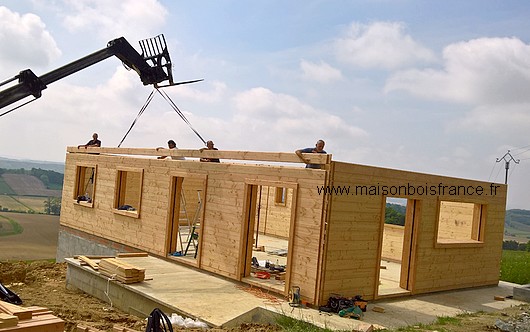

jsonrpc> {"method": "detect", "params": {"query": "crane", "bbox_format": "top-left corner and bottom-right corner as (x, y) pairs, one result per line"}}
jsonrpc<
(0, 34), (175, 112)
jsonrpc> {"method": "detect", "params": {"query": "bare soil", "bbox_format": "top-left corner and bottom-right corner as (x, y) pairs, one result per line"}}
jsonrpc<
(0, 261), (280, 332)
(0, 212), (59, 260)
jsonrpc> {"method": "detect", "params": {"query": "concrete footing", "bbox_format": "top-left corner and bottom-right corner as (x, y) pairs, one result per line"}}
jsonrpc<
(514, 284), (530, 302)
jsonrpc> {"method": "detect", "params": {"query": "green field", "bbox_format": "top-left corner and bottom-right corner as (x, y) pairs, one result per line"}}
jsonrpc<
(504, 222), (530, 243)
(500, 250), (530, 285)
(0, 177), (16, 195)
(0, 214), (23, 236)
(0, 195), (47, 213)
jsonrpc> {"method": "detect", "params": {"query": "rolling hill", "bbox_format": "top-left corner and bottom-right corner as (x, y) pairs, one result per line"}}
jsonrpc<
(0, 156), (64, 173)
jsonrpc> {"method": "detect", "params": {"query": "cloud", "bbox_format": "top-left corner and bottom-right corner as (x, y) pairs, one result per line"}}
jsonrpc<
(300, 59), (342, 83)
(334, 21), (436, 70)
(231, 87), (367, 151)
(58, 0), (168, 41)
(452, 103), (530, 136)
(0, 6), (61, 73)
(385, 37), (530, 104)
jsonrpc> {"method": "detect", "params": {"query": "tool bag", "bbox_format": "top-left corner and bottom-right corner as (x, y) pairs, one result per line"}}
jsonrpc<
(145, 308), (173, 332)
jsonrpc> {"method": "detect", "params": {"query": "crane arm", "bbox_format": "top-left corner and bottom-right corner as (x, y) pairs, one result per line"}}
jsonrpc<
(0, 35), (173, 110)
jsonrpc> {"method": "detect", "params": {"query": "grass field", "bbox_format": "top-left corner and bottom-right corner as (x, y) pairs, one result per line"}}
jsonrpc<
(0, 195), (47, 213)
(504, 222), (530, 243)
(0, 214), (23, 236)
(15, 196), (49, 212)
(500, 250), (530, 285)
(0, 177), (16, 195)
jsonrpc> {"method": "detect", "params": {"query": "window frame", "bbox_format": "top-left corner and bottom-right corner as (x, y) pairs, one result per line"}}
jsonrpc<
(73, 163), (97, 208)
(434, 199), (486, 248)
(113, 167), (144, 218)
(274, 187), (287, 206)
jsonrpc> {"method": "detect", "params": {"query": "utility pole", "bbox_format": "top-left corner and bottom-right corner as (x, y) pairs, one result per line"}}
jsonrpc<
(496, 150), (520, 184)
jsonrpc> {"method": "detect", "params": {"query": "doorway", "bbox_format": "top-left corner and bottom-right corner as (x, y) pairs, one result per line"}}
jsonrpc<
(377, 197), (419, 297)
(241, 181), (297, 295)
(166, 174), (206, 264)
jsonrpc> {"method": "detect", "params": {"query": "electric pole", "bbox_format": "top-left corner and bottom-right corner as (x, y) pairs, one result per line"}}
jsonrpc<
(496, 150), (520, 184)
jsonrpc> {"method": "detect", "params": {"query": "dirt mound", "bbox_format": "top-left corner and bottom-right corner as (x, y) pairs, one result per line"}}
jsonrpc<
(1, 174), (61, 197)
(0, 261), (279, 332)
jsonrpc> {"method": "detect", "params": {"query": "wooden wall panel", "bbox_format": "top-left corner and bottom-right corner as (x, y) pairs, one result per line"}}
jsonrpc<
(381, 224), (404, 262)
(321, 161), (507, 303)
(437, 201), (476, 241)
(60, 152), (327, 304)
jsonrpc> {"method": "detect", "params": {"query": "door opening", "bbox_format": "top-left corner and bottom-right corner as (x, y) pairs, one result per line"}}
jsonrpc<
(377, 197), (418, 297)
(241, 183), (295, 295)
(166, 175), (206, 264)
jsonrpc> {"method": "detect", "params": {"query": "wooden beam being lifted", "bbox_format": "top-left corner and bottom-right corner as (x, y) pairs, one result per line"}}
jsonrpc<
(66, 147), (332, 165)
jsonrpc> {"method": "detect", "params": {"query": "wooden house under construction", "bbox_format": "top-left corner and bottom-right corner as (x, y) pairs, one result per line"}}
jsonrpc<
(57, 147), (507, 305)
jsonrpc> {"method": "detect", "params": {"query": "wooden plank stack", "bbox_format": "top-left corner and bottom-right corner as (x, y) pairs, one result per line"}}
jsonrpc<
(98, 258), (145, 284)
(0, 301), (64, 332)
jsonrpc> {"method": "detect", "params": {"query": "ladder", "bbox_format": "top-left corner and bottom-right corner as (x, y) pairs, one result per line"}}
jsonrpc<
(184, 190), (202, 258)
(177, 193), (189, 253)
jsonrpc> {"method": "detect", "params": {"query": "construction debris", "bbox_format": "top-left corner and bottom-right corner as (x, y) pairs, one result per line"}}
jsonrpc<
(76, 324), (143, 332)
(78, 255), (99, 270)
(372, 306), (385, 313)
(0, 302), (64, 332)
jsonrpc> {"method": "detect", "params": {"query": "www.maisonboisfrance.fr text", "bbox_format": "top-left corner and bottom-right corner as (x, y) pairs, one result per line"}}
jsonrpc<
(317, 183), (502, 196)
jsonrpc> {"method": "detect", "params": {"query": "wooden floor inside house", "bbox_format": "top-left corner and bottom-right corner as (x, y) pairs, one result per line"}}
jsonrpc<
(169, 231), (409, 297)
(243, 234), (289, 294)
(378, 260), (410, 297)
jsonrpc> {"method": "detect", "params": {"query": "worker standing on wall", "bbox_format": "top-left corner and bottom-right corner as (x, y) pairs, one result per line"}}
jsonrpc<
(199, 140), (220, 162)
(78, 133), (101, 148)
(157, 139), (185, 160)
(295, 139), (326, 169)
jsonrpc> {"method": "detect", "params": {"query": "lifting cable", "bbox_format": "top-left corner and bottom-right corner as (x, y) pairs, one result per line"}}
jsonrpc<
(156, 88), (207, 145)
(117, 89), (156, 147)
(0, 98), (38, 118)
(117, 87), (207, 148)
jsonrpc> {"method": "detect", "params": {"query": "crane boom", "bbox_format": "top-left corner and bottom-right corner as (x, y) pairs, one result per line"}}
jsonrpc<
(0, 34), (174, 110)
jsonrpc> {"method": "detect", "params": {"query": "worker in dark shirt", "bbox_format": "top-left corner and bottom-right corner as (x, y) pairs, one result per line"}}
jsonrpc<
(295, 139), (326, 169)
(78, 133), (101, 148)
(199, 140), (220, 162)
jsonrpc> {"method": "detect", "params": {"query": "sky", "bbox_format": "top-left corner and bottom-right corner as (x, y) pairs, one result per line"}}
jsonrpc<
(0, 1), (529, 210)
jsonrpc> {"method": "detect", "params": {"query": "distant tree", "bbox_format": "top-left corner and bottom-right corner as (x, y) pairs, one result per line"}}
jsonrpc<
(502, 240), (519, 250)
(31, 168), (63, 189)
(44, 197), (61, 215)
(527, 241), (530, 252)
(40, 174), (49, 186)
(385, 205), (405, 226)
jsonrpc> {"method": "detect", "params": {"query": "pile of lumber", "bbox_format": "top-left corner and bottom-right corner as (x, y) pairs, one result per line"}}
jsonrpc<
(98, 258), (145, 284)
(75, 253), (148, 284)
(0, 301), (64, 332)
